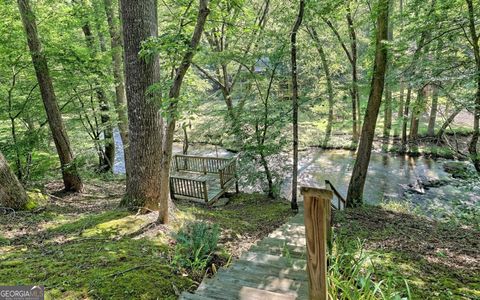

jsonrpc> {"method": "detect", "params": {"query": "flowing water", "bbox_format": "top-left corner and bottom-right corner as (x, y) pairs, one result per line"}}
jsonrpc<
(112, 130), (478, 213)
(290, 149), (479, 211)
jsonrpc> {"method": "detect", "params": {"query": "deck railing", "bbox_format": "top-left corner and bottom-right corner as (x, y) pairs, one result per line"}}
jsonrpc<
(219, 159), (236, 189)
(170, 176), (208, 202)
(325, 180), (347, 210)
(174, 154), (231, 174)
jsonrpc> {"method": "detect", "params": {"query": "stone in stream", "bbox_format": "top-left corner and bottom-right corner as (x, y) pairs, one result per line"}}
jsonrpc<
(443, 161), (473, 179)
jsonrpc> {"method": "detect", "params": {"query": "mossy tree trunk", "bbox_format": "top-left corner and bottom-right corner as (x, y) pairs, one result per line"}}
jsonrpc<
(0, 151), (27, 210)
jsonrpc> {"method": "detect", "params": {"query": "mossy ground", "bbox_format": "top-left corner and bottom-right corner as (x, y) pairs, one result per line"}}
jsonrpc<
(333, 206), (480, 299)
(0, 181), (293, 299)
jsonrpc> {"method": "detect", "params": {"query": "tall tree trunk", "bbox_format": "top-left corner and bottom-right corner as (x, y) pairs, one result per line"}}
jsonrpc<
(466, 0), (480, 172)
(0, 151), (28, 210)
(347, 7), (360, 144)
(157, 0), (210, 223)
(120, 0), (163, 211)
(382, 0), (394, 150)
(409, 86), (427, 141)
(103, 0), (130, 173)
(427, 84), (439, 136)
(307, 27), (335, 147)
(18, 0), (83, 192)
(80, 19), (115, 172)
(290, 0), (305, 211)
(394, 0), (404, 138)
(394, 81), (405, 137)
(401, 87), (412, 152)
(346, 0), (389, 207)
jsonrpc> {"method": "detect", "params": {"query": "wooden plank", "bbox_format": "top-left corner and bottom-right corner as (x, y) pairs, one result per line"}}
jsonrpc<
(300, 186), (332, 300)
(239, 287), (296, 300)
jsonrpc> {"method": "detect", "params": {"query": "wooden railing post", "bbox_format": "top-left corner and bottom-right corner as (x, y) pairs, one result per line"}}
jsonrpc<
(202, 181), (208, 202)
(300, 186), (333, 300)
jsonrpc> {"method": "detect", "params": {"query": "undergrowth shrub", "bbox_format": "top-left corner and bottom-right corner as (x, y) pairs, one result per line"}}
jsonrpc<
(173, 222), (220, 275)
(329, 238), (411, 300)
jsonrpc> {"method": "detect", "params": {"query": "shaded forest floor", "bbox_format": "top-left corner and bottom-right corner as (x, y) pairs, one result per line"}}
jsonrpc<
(1, 179), (478, 299)
(0, 180), (293, 299)
(334, 206), (480, 299)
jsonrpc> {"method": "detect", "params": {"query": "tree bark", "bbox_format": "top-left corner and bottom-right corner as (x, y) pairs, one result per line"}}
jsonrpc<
(382, 0), (394, 150)
(427, 84), (439, 136)
(401, 87), (412, 152)
(346, 0), (389, 207)
(103, 0), (130, 173)
(466, 0), (480, 172)
(409, 86), (427, 141)
(307, 27), (335, 148)
(0, 151), (28, 210)
(80, 17), (115, 172)
(394, 80), (405, 137)
(18, 0), (83, 192)
(346, 6), (361, 143)
(157, 0), (210, 223)
(120, 0), (163, 211)
(290, 0), (305, 211)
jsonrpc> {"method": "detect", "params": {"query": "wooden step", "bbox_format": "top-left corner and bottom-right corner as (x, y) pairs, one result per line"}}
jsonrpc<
(228, 260), (308, 281)
(211, 272), (308, 298)
(239, 252), (306, 270)
(179, 292), (214, 300)
(196, 276), (302, 300)
(240, 287), (298, 300)
(249, 242), (306, 259)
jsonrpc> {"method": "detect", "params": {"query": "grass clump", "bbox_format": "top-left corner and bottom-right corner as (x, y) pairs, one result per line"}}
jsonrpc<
(329, 238), (410, 300)
(333, 206), (480, 299)
(173, 222), (220, 277)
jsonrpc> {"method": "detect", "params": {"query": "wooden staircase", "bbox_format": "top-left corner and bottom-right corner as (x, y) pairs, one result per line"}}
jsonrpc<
(180, 208), (309, 300)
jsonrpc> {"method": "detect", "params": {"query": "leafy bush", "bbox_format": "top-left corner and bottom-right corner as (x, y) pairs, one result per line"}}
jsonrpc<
(173, 222), (220, 274)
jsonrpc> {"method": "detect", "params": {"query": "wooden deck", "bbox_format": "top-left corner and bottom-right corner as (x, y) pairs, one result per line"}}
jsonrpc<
(170, 154), (238, 204)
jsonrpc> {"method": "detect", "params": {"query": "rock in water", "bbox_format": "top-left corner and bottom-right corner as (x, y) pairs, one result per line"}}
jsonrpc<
(443, 161), (472, 179)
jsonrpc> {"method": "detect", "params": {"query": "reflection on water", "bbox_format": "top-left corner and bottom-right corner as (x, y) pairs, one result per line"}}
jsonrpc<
(294, 149), (448, 204)
(293, 149), (479, 211)
(113, 130), (478, 211)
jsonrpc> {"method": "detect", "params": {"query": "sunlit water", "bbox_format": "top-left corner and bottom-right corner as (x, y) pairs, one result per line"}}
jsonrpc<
(289, 149), (479, 210)
(113, 130), (478, 212)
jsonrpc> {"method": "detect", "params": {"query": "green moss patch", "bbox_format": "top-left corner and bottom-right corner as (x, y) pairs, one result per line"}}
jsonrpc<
(0, 181), (293, 299)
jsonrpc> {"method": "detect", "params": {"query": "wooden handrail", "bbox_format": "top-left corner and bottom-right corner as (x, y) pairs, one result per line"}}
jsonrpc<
(174, 154), (231, 161)
(325, 180), (346, 210)
(174, 154), (235, 175)
(300, 186), (332, 300)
